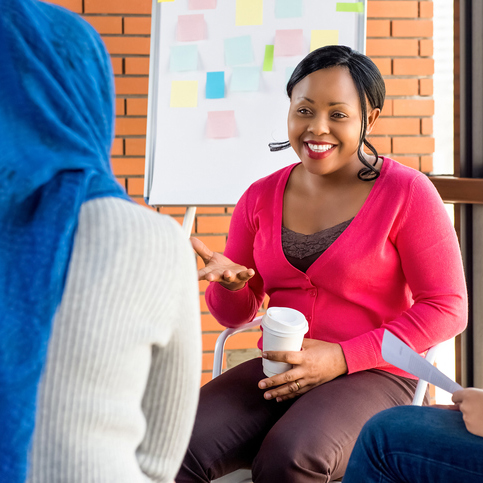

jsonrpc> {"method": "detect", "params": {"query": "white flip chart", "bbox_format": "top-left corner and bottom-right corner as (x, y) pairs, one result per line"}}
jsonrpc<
(145, 0), (367, 206)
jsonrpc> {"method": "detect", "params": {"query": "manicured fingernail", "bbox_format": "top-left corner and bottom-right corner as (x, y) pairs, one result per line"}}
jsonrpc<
(265, 393), (272, 400)
(259, 381), (266, 388)
(262, 352), (267, 358)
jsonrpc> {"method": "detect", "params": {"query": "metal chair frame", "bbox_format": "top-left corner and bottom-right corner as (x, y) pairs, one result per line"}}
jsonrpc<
(211, 318), (441, 483)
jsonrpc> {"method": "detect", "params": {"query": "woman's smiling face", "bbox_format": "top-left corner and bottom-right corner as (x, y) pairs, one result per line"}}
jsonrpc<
(287, 66), (379, 179)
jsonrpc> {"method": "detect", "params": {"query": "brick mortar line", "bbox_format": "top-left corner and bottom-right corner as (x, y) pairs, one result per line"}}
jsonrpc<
(114, 135), (147, 137)
(101, 34), (151, 38)
(112, 155), (147, 158)
(111, 55), (150, 58)
(84, 14), (151, 17)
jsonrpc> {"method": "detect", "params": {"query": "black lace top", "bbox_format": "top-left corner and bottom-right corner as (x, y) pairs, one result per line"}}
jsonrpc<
(282, 218), (354, 272)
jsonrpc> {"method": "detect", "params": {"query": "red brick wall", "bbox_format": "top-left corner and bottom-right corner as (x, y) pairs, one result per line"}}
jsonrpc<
(49, 0), (434, 386)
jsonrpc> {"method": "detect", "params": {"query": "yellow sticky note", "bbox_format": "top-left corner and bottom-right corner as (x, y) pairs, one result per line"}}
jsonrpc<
(236, 0), (263, 26)
(310, 30), (339, 52)
(170, 81), (198, 108)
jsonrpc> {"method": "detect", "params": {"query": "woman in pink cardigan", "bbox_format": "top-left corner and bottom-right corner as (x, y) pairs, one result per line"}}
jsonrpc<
(176, 46), (467, 483)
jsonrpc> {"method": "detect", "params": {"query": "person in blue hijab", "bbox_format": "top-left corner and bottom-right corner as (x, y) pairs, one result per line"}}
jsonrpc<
(0, 0), (130, 480)
(0, 0), (204, 479)
(1, 2), (202, 482)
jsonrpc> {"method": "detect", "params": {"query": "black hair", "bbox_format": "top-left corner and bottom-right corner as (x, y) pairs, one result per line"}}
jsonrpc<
(269, 45), (386, 181)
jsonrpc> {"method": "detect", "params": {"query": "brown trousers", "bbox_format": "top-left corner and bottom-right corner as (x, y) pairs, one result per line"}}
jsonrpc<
(176, 358), (423, 483)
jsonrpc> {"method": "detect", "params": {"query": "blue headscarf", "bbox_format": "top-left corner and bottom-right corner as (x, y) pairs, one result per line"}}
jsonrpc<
(0, 0), (130, 479)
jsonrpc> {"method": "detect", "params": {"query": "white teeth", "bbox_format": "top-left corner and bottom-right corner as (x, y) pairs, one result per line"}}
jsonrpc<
(307, 143), (333, 152)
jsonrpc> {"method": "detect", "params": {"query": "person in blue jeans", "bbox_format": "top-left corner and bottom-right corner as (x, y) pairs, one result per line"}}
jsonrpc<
(343, 387), (483, 482)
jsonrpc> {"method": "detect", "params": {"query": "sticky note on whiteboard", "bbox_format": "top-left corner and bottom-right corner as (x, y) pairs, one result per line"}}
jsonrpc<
(230, 66), (260, 92)
(274, 29), (304, 57)
(263, 45), (274, 71)
(336, 2), (364, 12)
(189, 0), (217, 9)
(275, 0), (302, 18)
(286, 66), (295, 83)
(177, 14), (205, 41)
(224, 35), (254, 66)
(170, 45), (198, 72)
(206, 71), (225, 99)
(310, 30), (339, 52)
(207, 111), (236, 138)
(170, 80), (198, 107)
(236, 0), (263, 26)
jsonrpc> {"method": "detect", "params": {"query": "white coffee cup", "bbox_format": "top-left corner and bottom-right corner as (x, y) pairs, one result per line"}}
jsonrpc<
(261, 307), (309, 378)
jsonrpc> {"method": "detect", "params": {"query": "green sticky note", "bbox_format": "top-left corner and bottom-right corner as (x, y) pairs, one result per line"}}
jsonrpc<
(236, 0), (263, 26)
(263, 45), (274, 72)
(170, 80), (198, 107)
(310, 30), (339, 52)
(336, 2), (364, 13)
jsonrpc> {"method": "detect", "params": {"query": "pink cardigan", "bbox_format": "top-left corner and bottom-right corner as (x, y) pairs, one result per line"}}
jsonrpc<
(206, 158), (467, 378)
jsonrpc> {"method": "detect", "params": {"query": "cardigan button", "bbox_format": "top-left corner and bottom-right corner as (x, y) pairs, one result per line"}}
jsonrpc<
(310, 291), (316, 297)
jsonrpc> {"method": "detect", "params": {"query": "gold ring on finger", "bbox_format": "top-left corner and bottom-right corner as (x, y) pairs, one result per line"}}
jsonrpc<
(295, 381), (301, 391)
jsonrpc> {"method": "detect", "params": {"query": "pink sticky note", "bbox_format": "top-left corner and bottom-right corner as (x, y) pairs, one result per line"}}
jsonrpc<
(189, 0), (217, 9)
(207, 111), (236, 139)
(177, 14), (206, 42)
(274, 29), (304, 56)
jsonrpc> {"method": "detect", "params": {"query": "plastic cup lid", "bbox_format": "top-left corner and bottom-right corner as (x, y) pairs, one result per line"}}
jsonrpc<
(262, 307), (308, 335)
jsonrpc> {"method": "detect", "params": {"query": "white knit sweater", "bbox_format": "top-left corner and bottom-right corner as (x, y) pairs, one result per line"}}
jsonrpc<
(27, 197), (201, 483)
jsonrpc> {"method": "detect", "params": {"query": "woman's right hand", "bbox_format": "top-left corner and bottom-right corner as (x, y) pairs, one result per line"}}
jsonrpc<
(191, 237), (255, 291)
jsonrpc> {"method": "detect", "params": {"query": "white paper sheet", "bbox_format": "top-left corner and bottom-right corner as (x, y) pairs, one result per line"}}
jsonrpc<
(381, 330), (463, 394)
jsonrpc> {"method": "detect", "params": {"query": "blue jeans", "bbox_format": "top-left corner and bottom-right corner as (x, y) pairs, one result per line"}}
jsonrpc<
(343, 405), (483, 482)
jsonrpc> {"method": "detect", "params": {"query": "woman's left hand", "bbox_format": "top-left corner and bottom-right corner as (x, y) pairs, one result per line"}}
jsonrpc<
(258, 338), (348, 402)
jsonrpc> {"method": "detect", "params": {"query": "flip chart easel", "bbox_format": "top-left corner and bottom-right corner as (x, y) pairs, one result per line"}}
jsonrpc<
(144, 0), (367, 232)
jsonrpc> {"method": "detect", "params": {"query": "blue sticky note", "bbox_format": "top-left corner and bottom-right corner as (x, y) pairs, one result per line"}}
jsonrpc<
(230, 66), (260, 92)
(170, 45), (198, 72)
(224, 35), (254, 66)
(206, 71), (225, 99)
(275, 0), (302, 18)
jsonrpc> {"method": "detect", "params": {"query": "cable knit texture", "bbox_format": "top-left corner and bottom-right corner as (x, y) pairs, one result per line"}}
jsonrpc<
(27, 197), (201, 483)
